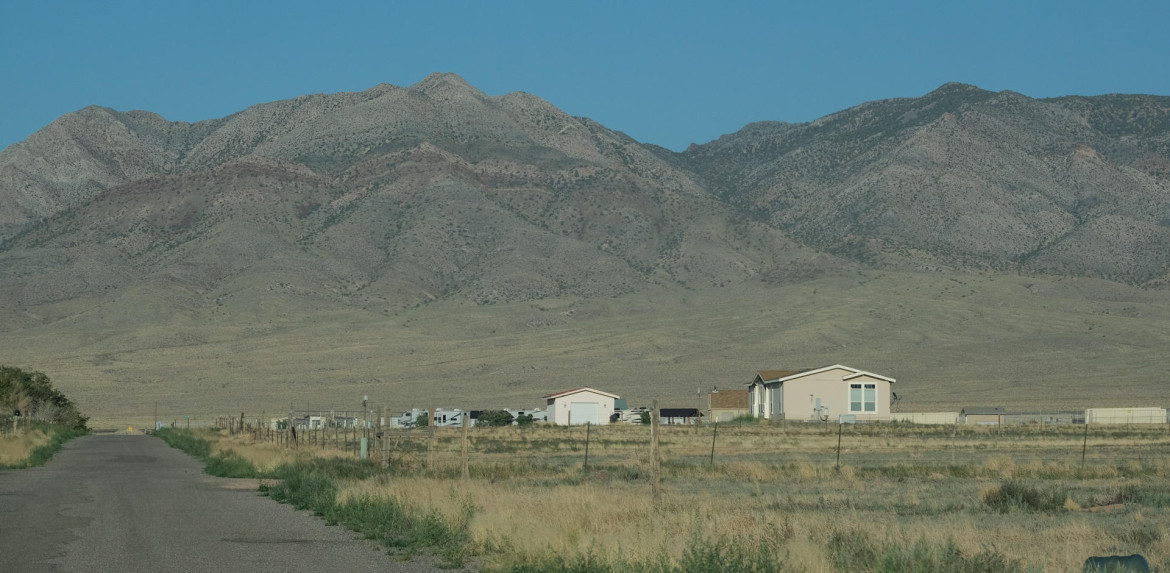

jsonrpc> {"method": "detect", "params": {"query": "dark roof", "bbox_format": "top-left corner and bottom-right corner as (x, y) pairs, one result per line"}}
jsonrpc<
(961, 406), (1006, 415)
(755, 369), (808, 381)
(710, 389), (749, 409)
(660, 408), (703, 417)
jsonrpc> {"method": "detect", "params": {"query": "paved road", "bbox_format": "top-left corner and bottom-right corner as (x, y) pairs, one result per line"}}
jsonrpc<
(0, 434), (446, 572)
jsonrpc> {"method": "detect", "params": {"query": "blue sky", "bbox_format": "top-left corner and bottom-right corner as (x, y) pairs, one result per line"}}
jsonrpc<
(2, 0), (1168, 152)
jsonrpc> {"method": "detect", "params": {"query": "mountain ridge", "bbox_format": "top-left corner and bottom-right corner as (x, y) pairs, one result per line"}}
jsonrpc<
(2, 75), (1170, 418)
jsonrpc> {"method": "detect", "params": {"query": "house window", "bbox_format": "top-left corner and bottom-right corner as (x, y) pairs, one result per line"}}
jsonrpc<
(850, 383), (877, 412)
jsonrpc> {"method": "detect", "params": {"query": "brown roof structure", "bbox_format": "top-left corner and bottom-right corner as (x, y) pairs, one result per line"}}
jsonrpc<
(755, 369), (810, 381)
(709, 389), (749, 410)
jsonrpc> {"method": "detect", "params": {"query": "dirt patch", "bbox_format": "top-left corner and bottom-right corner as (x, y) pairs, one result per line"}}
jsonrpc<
(210, 477), (281, 491)
(1081, 503), (1126, 513)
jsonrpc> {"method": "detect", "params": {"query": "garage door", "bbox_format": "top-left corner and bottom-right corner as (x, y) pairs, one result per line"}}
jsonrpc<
(569, 402), (600, 425)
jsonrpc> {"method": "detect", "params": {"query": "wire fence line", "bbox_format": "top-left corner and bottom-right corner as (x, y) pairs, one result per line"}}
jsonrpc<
(194, 407), (1170, 480)
(0, 411), (63, 437)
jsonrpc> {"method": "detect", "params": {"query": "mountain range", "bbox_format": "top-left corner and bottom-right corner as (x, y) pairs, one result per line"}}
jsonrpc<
(2, 74), (1168, 421)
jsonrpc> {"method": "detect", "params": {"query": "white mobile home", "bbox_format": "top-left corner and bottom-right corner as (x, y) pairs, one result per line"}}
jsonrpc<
(747, 365), (895, 422)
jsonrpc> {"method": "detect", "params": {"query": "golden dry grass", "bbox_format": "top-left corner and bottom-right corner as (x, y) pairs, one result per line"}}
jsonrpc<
(0, 429), (49, 465)
(192, 422), (1170, 571)
(209, 429), (358, 472)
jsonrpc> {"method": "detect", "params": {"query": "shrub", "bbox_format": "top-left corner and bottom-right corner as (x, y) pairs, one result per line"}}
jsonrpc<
(480, 410), (515, 427)
(0, 366), (88, 429)
(203, 450), (260, 478)
(980, 481), (1070, 512)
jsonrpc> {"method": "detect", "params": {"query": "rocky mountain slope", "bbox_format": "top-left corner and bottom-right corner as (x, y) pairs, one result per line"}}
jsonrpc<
(3, 75), (1170, 418)
(3, 76), (1170, 323)
(679, 83), (1170, 284)
(0, 73), (836, 327)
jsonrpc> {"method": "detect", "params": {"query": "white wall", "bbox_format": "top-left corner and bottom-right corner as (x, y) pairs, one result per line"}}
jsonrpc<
(549, 389), (617, 425)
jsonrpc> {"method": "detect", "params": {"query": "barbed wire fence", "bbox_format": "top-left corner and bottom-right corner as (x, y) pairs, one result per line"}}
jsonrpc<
(186, 405), (1170, 484)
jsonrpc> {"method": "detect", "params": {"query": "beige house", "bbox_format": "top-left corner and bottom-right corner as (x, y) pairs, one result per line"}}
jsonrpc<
(544, 387), (619, 425)
(708, 389), (749, 422)
(747, 365), (895, 422)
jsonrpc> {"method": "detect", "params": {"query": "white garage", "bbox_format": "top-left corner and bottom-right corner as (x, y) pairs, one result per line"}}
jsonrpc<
(544, 387), (620, 425)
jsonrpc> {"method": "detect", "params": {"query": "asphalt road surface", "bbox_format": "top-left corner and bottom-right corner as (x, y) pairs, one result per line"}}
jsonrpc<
(0, 434), (448, 572)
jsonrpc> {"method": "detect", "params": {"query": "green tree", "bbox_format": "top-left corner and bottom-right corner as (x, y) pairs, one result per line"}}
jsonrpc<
(479, 410), (515, 427)
(515, 413), (535, 427)
(412, 411), (429, 427)
(0, 366), (88, 429)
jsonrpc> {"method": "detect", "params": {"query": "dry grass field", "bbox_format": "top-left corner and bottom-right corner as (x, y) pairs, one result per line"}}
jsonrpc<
(5, 269), (1170, 429)
(0, 429), (50, 465)
(191, 420), (1170, 572)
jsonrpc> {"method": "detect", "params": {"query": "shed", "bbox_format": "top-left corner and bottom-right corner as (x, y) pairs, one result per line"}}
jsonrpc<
(708, 389), (749, 422)
(544, 387), (619, 425)
(960, 406), (1005, 426)
(660, 408), (703, 425)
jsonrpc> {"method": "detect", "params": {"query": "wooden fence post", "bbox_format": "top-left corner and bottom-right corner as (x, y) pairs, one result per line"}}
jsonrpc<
(709, 421), (718, 467)
(650, 400), (660, 500)
(835, 421), (843, 471)
(427, 407), (435, 474)
(1081, 423), (1089, 470)
(583, 422), (591, 470)
(376, 406), (385, 468)
(461, 414), (470, 480)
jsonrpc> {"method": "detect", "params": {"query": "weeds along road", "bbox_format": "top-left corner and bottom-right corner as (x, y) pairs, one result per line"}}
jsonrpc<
(0, 434), (446, 572)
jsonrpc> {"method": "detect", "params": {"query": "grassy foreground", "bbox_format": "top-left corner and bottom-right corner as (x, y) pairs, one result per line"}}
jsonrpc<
(0, 422), (89, 468)
(153, 424), (1170, 571)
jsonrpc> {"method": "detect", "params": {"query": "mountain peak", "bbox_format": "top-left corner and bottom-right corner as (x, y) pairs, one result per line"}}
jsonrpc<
(924, 82), (993, 100)
(411, 72), (485, 98)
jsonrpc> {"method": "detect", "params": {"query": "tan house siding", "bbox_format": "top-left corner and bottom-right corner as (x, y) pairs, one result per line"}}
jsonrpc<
(748, 365), (894, 422)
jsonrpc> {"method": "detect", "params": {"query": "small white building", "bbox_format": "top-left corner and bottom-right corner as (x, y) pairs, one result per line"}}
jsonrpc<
(543, 387), (619, 425)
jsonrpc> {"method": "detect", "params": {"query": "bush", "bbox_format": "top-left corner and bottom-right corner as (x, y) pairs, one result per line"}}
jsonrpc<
(0, 366), (88, 429)
(480, 410), (515, 427)
(980, 481), (1070, 512)
(203, 450), (260, 478)
(516, 413), (535, 427)
(829, 533), (1025, 573)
